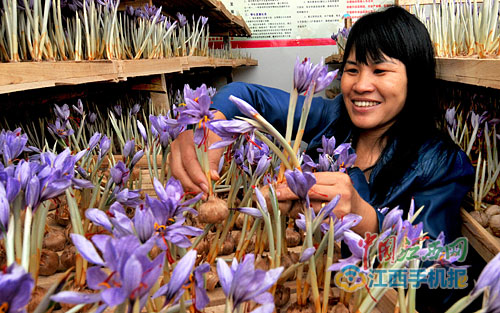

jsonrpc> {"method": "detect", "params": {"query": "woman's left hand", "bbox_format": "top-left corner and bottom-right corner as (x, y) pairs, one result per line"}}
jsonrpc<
(275, 171), (379, 235)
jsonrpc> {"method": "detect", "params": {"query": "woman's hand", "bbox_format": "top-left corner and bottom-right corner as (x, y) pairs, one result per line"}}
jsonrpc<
(169, 111), (226, 197)
(275, 171), (379, 235)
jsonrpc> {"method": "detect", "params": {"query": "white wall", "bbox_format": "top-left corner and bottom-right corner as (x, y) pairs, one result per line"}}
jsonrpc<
(214, 45), (340, 97)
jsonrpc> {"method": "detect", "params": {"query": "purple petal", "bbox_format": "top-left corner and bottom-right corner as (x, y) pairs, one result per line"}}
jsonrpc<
(216, 258), (233, 296)
(70, 234), (105, 266)
(231, 207), (263, 218)
(299, 247), (316, 262)
(229, 95), (259, 118)
(85, 209), (113, 232)
(51, 291), (101, 304)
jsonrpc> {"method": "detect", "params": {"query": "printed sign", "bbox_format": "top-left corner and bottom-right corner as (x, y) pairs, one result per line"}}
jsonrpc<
(219, 0), (395, 47)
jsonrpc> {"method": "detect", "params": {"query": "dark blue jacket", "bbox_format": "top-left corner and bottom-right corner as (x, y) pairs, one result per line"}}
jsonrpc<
(211, 82), (475, 244)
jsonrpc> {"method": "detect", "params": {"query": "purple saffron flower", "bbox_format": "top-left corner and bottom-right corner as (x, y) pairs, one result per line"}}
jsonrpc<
(0, 263), (35, 312)
(130, 104), (141, 116)
(0, 128), (28, 164)
(445, 107), (457, 131)
(284, 169), (316, 207)
(320, 213), (362, 242)
(126, 5), (135, 16)
(193, 263), (210, 310)
(177, 84), (215, 147)
(54, 103), (70, 121)
(113, 105), (122, 117)
(471, 252), (500, 311)
(53, 234), (164, 310)
(152, 250), (197, 304)
(217, 254), (284, 312)
(207, 119), (256, 149)
(379, 206), (404, 240)
(200, 16), (208, 26)
(230, 206), (263, 218)
(0, 183), (10, 238)
(148, 177), (202, 219)
(115, 188), (142, 207)
(48, 118), (74, 140)
(87, 132), (102, 152)
(176, 12), (187, 27)
(300, 247), (316, 262)
(229, 95), (259, 118)
(317, 135), (337, 155)
(72, 99), (84, 116)
(133, 205), (156, 243)
(301, 153), (318, 172)
(88, 112), (97, 124)
(183, 84), (208, 102)
(123, 140), (135, 159)
(328, 230), (364, 272)
(293, 56), (317, 94)
(137, 120), (148, 142)
(333, 144), (356, 172)
(312, 64), (338, 93)
(150, 114), (184, 148)
(110, 161), (130, 186)
(98, 135), (111, 162)
(130, 150), (144, 168)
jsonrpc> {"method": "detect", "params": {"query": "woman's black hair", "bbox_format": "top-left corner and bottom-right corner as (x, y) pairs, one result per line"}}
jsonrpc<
(340, 6), (441, 205)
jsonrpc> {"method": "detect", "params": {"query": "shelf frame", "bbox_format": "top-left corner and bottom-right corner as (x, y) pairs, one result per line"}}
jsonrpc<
(0, 57), (258, 94)
(435, 57), (500, 90)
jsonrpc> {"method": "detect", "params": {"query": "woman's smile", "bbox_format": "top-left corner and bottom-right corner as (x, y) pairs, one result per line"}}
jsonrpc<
(341, 50), (408, 134)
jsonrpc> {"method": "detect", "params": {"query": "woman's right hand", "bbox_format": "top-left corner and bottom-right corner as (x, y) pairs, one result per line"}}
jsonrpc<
(169, 111), (226, 197)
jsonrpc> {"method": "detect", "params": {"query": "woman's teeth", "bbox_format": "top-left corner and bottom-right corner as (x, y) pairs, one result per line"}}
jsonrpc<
(353, 101), (379, 107)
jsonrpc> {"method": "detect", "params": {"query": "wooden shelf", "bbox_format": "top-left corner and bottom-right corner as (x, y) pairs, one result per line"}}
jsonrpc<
(325, 54), (343, 65)
(461, 207), (500, 262)
(324, 55), (500, 90)
(436, 57), (500, 90)
(0, 57), (258, 94)
(153, 0), (251, 37)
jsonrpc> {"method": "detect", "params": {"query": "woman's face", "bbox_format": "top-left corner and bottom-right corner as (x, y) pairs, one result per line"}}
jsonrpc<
(341, 50), (408, 136)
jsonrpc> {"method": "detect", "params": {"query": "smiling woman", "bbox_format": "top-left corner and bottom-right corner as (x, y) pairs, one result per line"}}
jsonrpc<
(169, 5), (475, 312)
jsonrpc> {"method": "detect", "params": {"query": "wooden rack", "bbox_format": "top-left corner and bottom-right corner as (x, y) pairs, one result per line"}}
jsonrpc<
(0, 57), (258, 94)
(121, 0), (252, 37)
(436, 57), (500, 90)
(325, 54), (500, 90)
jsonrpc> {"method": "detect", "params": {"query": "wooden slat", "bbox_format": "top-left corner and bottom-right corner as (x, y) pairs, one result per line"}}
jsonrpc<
(436, 57), (500, 90)
(461, 207), (500, 262)
(0, 60), (118, 94)
(0, 57), (258, 94)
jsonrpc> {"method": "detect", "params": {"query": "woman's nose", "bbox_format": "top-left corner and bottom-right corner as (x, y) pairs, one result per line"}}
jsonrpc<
(352, 71), (375, 93)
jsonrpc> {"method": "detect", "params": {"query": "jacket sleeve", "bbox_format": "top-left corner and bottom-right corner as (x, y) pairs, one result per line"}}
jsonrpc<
(211, 82), (345, 153)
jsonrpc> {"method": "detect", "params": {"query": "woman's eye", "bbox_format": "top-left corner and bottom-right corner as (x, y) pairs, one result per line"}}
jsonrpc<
(345, 68), (358, 73)
(374, 69), (386, 74)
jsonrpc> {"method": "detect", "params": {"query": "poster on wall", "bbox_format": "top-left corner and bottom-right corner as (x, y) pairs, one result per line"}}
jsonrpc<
(218, 0), (395, 48)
